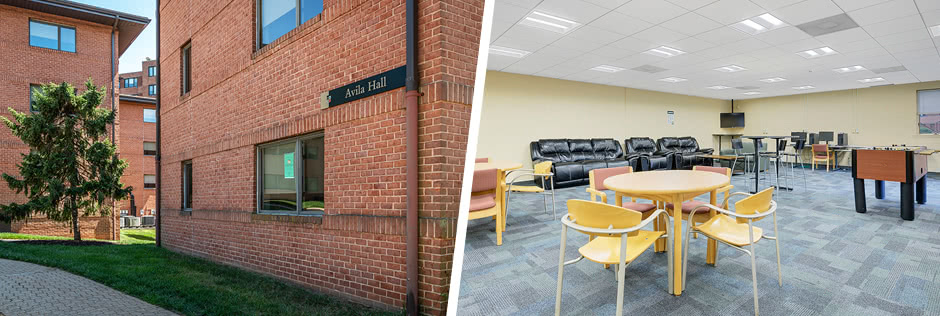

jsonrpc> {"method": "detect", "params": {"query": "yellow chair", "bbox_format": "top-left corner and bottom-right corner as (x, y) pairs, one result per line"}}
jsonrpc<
(555, 199), (671, 316)
(505, 161), (556, 219)
(469, 168), (503, 245)
(683, 187), (782, 316)
(811, 144), (832, 172)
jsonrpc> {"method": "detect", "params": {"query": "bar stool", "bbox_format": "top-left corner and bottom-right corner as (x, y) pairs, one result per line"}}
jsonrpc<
(781, 139), (808, 192)
(731, 138), (753, 180)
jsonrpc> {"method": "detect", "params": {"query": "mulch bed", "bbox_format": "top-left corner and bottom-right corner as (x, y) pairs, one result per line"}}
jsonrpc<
(1, 240), (113, 246)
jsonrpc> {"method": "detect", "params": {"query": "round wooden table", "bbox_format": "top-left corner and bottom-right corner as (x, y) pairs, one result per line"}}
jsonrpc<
(474, 160), (523, 231)
(603, 170), (730, 296)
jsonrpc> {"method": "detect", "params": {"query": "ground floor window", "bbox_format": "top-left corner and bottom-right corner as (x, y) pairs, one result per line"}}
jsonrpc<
(182, 161), (192, 210)
(257, 132), (324, 215)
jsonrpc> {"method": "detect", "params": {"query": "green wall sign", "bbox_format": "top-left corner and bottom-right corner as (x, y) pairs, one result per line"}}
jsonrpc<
(284, 152), (294, 179)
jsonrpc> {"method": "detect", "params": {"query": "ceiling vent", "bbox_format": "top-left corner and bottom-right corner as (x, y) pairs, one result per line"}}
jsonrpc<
(871, 66), (907, 74)
(736, 86), (760, 90)
(796, 14), (860, 37)
(631, 64), (669, 73)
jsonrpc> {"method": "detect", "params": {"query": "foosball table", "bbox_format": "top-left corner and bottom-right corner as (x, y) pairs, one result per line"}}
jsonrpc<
(852, 146), (936, 220)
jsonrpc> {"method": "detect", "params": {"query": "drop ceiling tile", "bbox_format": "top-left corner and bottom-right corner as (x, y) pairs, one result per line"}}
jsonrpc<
(490, 19), (515, 41)
(915, 0), (940, 13)
(567, 25), (627, 44)
(487, 55), (520, 71)
(726, 38), (773, 51)
(776, 38), (827, 53)
(492, 35), (548, 52)
(755, 26), (813, 45)
(562, 70), (603, 82)
(670, 36), (718, 52)
(847, 0), (918, 26)
(863, 14), (926, 38)
(880, 70), (919, 83)
(832, 0), (892, 12)
(493, 1), (530, 24)
(539, 44), (592, 60)
(816, 28), (872, 45)
(695, 0), (767, 24)
(632, 26), (689, 44)
(551, 36), (608, 53)
(922, 10), (940, 25)
(502, 0), (541, 9)
(750, 0), (804, 11)
(534, 65), (582, 78)
(772, 0), (845, 25)
(697, 26), (752, 44)
(841, 46), (891, 59)
(696, 46), (740, 59)
(615, 0), (689, 24)
(535, 0), (610, 24)
(661, 12), (723, 36)
(501, 25), (567, 45)
(875, 28), (931, 45)
(884, 39), (936, 54)
(824, 38), (881, 53)
(589, 12), (654, 36)
(609, 37), (657, 52)
(665, 0), (720, 10)
(892, 47), (940, 61)
(583, 0), (632, 9)
(590, 45), (641, 59)
(616, 52), (671, 67)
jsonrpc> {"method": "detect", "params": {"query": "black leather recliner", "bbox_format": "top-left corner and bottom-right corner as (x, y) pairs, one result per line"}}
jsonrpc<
(530, 138), (638, 188)
(657, 137), (714, 169)
(624, 137), (674, 171)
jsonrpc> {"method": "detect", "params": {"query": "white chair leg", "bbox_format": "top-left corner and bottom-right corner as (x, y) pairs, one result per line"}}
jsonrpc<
(616, 234), (628, 316)
(550, 179), (557, 220)
(555, 226), (567, 316)
(748, 221), (760, 316)
(773, 213), (782, 286)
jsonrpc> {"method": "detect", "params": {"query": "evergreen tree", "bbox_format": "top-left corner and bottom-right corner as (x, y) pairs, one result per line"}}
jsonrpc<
(0, 80), (131, 241)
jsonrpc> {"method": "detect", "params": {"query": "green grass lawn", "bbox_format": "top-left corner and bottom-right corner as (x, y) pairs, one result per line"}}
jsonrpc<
(0, 230), (399, 316)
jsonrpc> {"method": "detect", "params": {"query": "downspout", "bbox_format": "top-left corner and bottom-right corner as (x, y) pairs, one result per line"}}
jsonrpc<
(404, 0), (420, 314)
(155, 0), (163, 248)
(110, 16), (118, 240)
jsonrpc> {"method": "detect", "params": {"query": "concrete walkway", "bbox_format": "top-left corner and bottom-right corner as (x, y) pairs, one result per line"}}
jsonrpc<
(0, 258), (175, 316)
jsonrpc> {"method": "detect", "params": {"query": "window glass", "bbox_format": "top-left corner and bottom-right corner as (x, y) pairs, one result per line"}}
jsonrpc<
(59, 27), (75, 52)
(144, 175), (156, 189)
(143, 142), (156, 155)
(919, 89), (940, 134)
(29, 84), (41, 112)
(29, 21), (58, 50)
(261, 142), (297, 211)
(148, 66), (157, 77)
(260, 0), (297, 45)
(143, 109), (156, 123)
(181, 43), (192, 94)
(300, 0), (323, 23)
(149, 85), (157, 96)
(182, 162), (193, 209)
(302, 136), (324, 212)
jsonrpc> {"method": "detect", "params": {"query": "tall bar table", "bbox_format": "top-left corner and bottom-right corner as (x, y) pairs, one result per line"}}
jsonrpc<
(743, 136), (793, 193)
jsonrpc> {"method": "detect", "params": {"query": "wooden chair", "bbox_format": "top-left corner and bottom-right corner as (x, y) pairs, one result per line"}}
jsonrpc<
(585, 166), (658, 218)
(505, 161), (556, 219)
(683, 187), (782, 316)
(469, 168), (503, 245)
(811, 144), (832, 172)
(666, 166), (734, 225)
(555, 199), (670, 316)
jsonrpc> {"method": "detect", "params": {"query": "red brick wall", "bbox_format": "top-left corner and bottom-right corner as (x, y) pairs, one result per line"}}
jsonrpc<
(158, 0), (479, 314)
(118, 99), (157, 216)
(0, 4), (121, 240)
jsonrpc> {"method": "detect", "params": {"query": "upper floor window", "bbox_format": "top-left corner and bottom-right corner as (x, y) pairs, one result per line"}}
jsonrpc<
(124, 77), (138, 88)
(144, 174), (156, 189)
(181, 42), (192, 95)
(258, 0), (323, 47)
(148, 66), (157, 77)
(29, 84), (41, 112)
(143, 109), (156, 123)
(148, 85), (157, 96)
(29, 20), (75, 52)
(143, 142), (157, 156)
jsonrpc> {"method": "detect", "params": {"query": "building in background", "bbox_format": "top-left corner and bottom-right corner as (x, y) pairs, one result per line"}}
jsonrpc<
(117, 94), (157, 217)
(158, 0), (480, 314)
(119, 59), (158, 96)
(0, 1), (149, 240)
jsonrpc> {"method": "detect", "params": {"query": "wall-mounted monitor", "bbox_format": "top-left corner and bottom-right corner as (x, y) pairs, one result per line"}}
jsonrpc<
(720, 113), (745, 128)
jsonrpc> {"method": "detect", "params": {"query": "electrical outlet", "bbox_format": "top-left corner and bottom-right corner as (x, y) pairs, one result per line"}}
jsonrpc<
(763, 129), (768, 134)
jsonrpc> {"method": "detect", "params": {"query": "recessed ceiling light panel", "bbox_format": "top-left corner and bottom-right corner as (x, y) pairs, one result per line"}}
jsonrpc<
(590, 65), (625, 73)
(797, 46), (838, 59)
(707, 85), (731, 90)
(643, 46), (686, 58)
(759, 77), (787, 83)
(930, 25), (940, 37)
(489, 45), (531, 58)
(833, 65), (865, 73)
(858, 77), (885, 83)
(732, 13), (787, 35)
(714, 65), (748, 73)
(742, 91), (761, 95)
(659, 77), (687, 83)
(519, 11), (581, 34)
(793, 85), (815, 90)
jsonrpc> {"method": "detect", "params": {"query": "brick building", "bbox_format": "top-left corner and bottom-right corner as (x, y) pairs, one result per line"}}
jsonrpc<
(0, 0), (149, 240)
(117, 94), (157, 217)
(119, 59), (159, 97)
(157, 0), (480, 314)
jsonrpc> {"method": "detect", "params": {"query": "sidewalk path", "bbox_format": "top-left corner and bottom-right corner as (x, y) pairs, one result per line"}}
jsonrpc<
(0, 258), (175, 316)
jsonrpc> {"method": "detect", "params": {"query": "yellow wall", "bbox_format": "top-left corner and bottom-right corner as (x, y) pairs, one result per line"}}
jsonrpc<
(736, 81), (940, 171)
(477, 71), (734, 173)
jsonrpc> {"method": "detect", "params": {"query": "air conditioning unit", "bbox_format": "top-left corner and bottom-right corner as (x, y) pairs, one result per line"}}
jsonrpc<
(141, 215), (155, 226)
(120, 216), (127, 228)
(128, 216), (141, 227)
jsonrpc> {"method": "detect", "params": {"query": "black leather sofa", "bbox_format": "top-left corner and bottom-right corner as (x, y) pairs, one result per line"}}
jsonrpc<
(530, 139), (639, 188)
(657, 136), (714, 169)
(624, 137), (674, 171)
